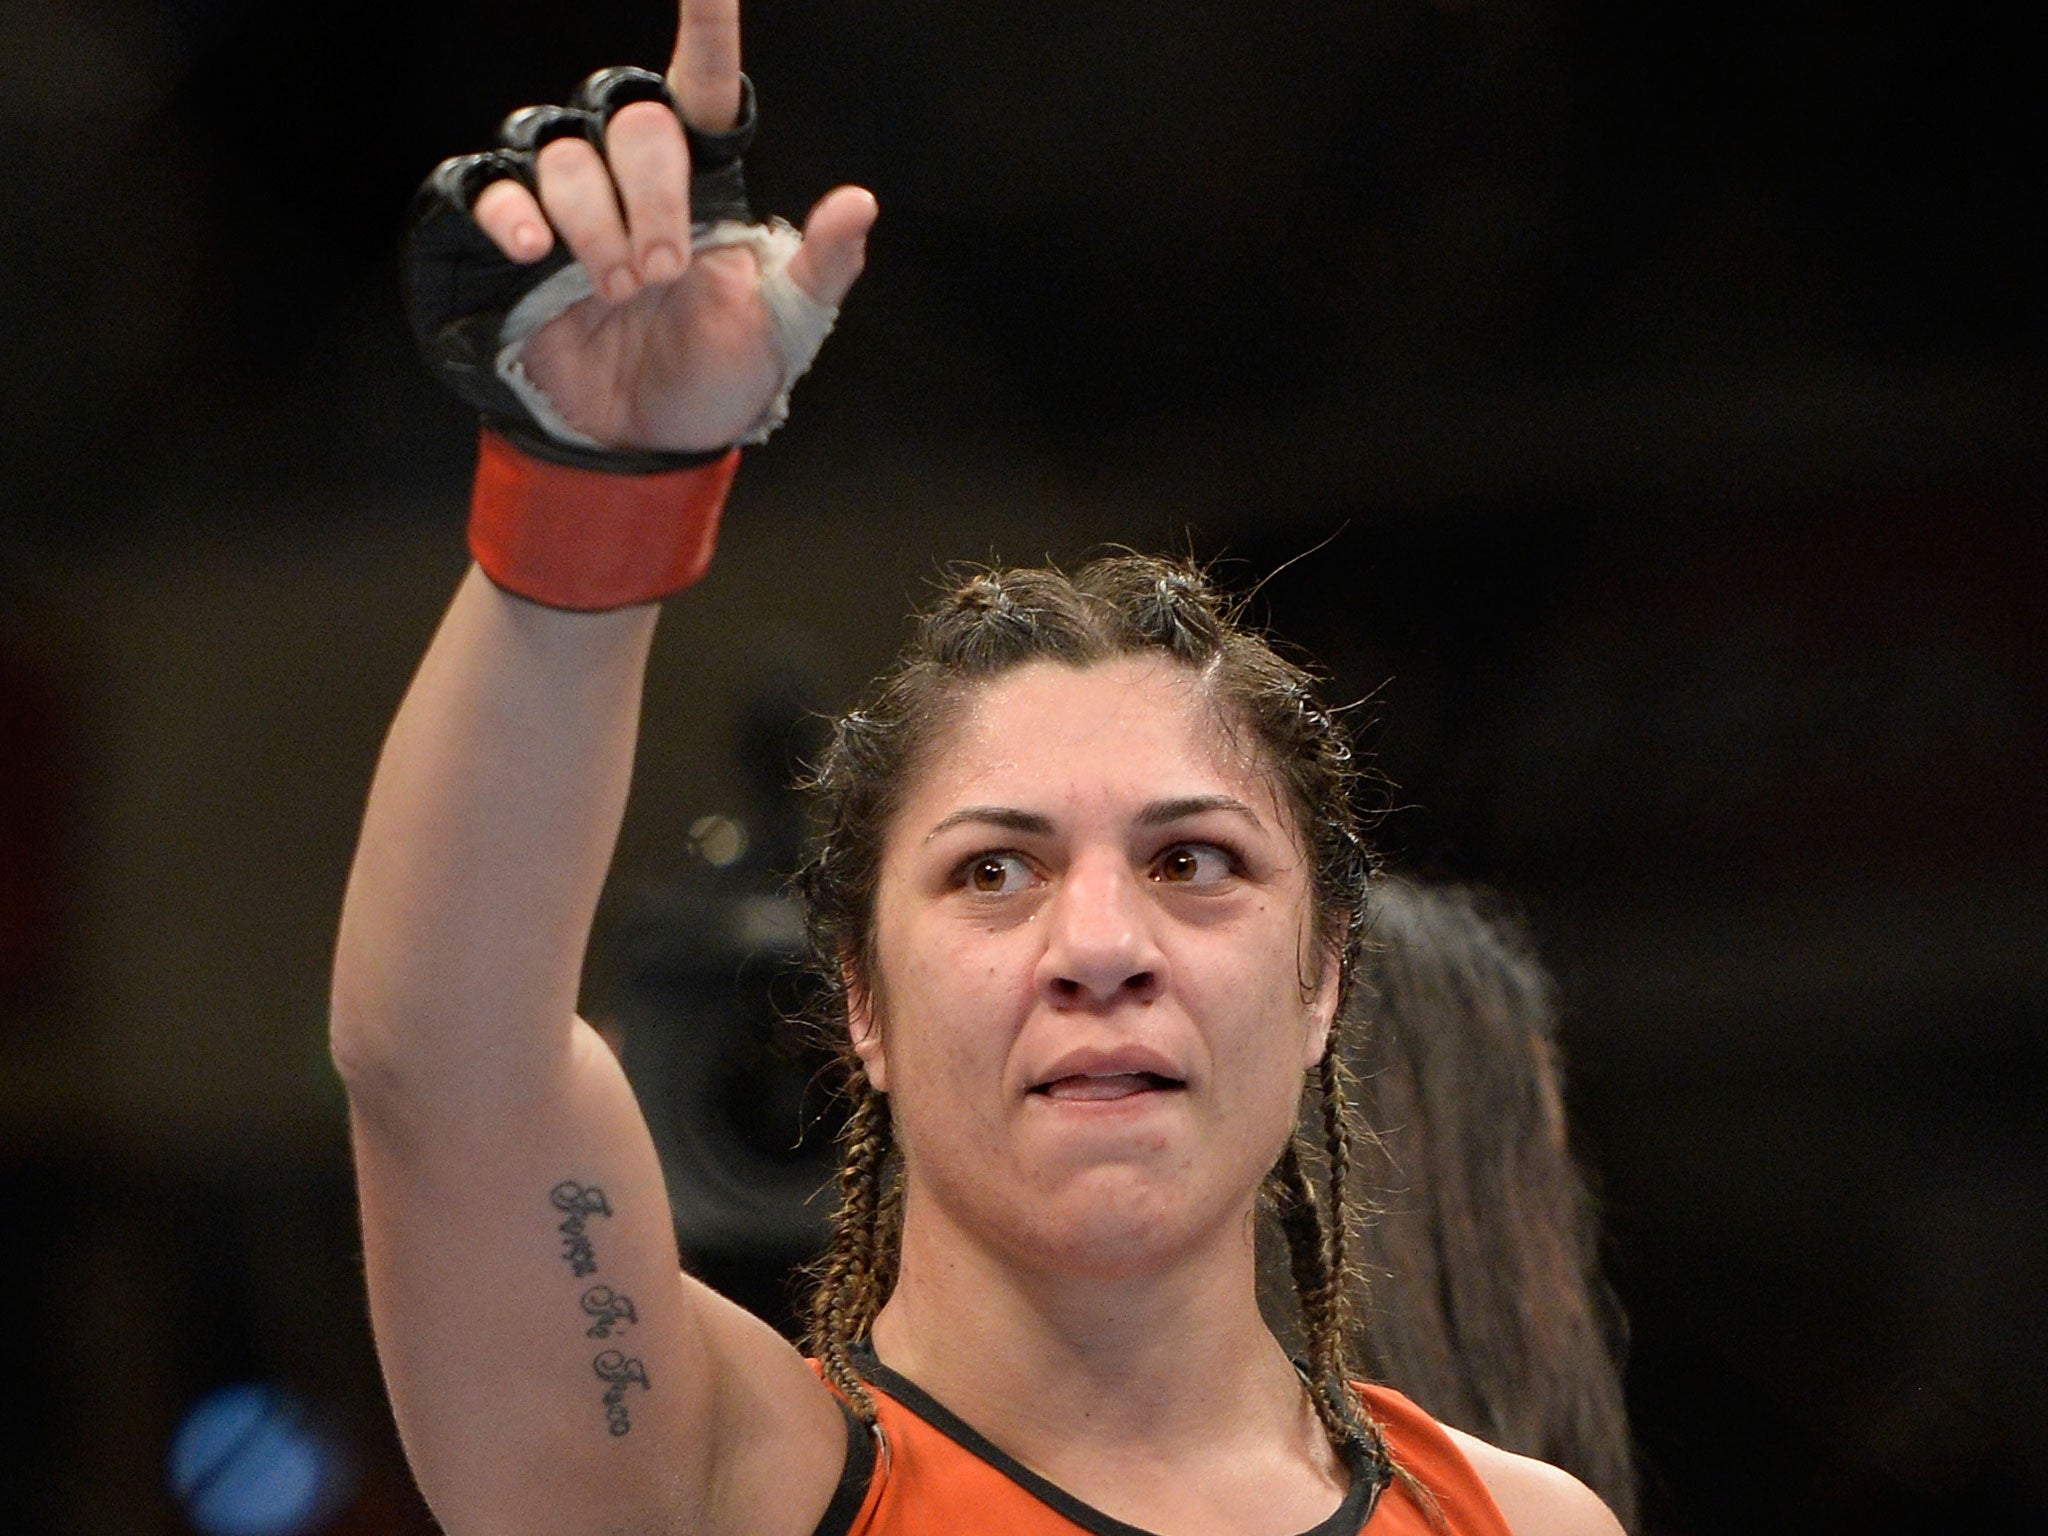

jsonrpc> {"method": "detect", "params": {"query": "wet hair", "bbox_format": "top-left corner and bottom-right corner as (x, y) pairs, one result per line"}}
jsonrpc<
(1347, 879), (1637, 1529)
(796, 554), (1384, 1462)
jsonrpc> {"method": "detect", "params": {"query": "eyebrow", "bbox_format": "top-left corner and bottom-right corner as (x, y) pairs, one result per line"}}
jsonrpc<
(922, 795), (1264, 844)
(1135, 795), (1264, 830)
(922, 806), (1055, 844)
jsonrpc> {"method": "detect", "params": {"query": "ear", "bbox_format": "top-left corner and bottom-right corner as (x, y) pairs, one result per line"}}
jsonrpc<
(845, 967), (889, 1093)
(1302, 945), (1343, 1071)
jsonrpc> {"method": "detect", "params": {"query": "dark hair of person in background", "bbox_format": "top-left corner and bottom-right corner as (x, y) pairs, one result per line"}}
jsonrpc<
(1346, 879), (1638, 1529)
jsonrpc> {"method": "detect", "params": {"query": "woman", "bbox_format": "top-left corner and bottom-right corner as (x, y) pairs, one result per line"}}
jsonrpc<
(1347, 882), (1637, 1528)
(330, 4), (1623, 1533)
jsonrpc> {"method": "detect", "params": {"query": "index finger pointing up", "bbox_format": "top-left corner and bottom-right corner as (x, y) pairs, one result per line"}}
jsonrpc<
(668, 0), (743, 132)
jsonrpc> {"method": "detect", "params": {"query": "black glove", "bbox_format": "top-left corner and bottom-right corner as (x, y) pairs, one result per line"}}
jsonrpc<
(403, 68), (760, 472)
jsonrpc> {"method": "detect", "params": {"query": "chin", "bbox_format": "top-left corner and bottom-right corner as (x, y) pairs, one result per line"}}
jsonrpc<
(999, 1171), (1241, 1283)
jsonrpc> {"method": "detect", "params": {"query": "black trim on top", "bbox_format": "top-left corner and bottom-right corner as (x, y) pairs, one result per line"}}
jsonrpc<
(837, 1343), (1386, 1536)
(806, 1392), (881, 1536)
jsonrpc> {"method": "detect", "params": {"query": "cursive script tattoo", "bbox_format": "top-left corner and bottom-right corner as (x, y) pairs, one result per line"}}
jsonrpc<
(550, 1180), (612, 1277)
(581, 1285), (638, 1340)
(594, 1350), (650, 1437)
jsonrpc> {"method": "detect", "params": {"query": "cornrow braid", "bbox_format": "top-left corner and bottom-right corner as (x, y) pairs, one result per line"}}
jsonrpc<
(1273, 1139), (1332, 1344)
(1267, 1055), (1438, 1524)
(1318, 1048), (1356, 1356)
(1272, 1078), (1371, 1454)
(805, 1076), (896, 1420)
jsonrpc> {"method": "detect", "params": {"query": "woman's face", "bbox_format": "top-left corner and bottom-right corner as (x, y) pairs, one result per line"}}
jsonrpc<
(855, 655), (1339, 1281)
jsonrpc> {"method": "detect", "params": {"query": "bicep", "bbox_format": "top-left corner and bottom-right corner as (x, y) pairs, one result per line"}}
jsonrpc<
(350, 1017), (845, 1536)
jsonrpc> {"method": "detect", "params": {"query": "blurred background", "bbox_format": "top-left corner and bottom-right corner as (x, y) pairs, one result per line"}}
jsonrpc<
(2, 0), (2042, 1531)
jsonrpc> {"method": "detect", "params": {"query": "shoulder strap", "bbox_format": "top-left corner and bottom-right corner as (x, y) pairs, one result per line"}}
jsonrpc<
(1355, 1384), (1517, 1536)
(806, 1392), (880, 1536)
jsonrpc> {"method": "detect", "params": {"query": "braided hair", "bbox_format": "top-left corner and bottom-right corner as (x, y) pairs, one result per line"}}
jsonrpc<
(796, 555), (1384, 1466)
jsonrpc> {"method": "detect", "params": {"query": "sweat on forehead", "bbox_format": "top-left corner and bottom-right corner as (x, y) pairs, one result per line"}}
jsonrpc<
(899, 653), (1294, 833)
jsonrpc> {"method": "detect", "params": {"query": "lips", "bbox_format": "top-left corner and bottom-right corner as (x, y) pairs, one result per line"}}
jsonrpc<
(1027, 1037), (1192, 1105)
(1035, 1070), (1185, 1102)
(1026, 1041), (1190, 1104)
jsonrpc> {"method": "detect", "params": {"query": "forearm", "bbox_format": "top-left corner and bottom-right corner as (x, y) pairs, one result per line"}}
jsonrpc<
(331, 564), (660, 1111)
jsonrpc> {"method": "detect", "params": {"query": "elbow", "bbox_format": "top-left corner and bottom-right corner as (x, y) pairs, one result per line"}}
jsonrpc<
(327, 958), (574, 1130)
(328, 942), (447, 1114)
(327, 979), (408, 1109)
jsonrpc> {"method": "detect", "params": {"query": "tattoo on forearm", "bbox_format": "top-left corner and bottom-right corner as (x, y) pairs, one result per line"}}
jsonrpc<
(581, 1285), (638, 1339)
(548, 1180), (648, 1435)
(550, 1179), (612, 1277)
(594, 1349), (651, 1437)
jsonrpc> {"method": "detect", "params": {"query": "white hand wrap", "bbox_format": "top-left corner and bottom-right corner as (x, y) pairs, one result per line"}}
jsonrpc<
(494, 217), (838, 450)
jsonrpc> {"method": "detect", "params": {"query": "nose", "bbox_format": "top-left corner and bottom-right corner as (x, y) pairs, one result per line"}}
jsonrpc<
(1035, 851), (1168, 1009)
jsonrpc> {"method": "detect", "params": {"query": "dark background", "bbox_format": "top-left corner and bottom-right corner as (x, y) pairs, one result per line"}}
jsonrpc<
(2, 1), (2043, 1531)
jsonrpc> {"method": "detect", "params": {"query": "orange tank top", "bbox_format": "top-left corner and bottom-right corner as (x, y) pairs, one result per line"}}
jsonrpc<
(806, 1351), (1515, 1536)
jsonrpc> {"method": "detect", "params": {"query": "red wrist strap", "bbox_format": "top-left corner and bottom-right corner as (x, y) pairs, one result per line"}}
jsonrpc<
(467, 428), (742, 610)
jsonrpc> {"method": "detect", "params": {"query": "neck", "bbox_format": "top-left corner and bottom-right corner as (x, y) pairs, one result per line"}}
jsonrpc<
(867, 1187), (1303, 1456)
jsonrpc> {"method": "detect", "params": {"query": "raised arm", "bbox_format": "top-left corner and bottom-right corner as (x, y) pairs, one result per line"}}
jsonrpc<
(330, 8), (873, 1533)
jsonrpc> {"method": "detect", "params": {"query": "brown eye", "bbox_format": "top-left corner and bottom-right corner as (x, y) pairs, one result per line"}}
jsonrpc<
(967, 853), (1032, 894)
(1152, 844), (1233, 885)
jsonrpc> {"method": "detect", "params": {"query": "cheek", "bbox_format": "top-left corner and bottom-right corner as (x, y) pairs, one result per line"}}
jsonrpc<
(896, 946), (1019, 1082)
(1194, 954), (1317, 1117)
(865, 920), (1010, 1097)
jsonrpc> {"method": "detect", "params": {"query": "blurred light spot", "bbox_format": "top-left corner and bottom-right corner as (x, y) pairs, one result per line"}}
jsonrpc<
(168, 1383), (353, 1536)
(690, 814), (748, 867)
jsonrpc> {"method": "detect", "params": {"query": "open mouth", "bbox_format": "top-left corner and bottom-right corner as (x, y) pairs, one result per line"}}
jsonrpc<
(1030, 1071), (1186, 1102)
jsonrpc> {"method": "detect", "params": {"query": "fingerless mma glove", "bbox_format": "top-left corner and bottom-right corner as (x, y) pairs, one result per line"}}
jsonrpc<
(405, 68), (819, 610)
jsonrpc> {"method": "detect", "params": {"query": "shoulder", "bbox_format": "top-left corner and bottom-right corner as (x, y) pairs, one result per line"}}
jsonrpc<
(1355, 1385), (1623, 1536)
(1439, 1426), (1626, 1536)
